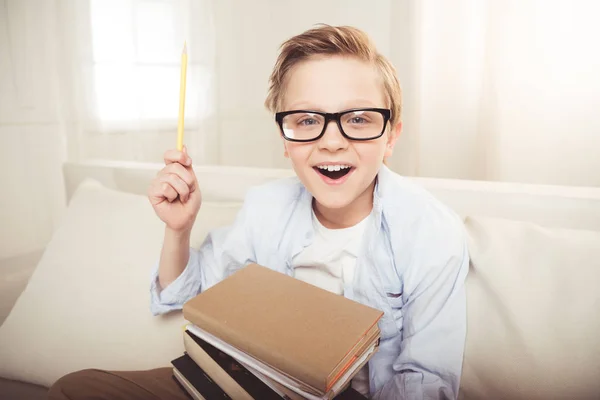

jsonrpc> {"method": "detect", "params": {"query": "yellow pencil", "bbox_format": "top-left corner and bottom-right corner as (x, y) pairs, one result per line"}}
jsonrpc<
(177, 41), (188, 151)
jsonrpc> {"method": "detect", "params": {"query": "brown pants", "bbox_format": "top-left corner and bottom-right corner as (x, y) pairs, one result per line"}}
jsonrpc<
(47, 368), (190, 400)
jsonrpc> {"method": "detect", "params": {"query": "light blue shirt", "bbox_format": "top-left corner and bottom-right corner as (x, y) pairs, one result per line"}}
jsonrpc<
(150, 165), (469, 399)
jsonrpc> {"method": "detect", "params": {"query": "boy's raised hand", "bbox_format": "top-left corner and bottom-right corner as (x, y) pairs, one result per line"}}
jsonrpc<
(148, 146), (202, 233)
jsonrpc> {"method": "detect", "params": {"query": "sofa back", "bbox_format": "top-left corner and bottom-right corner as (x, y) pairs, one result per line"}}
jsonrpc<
(64, 161), (600, 230)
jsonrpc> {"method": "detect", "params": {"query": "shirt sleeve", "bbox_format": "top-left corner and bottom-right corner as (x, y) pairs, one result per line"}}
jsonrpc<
(373, 226), (470, 400)
(149, 248), (202, 315)
(149, 191), (259, 316)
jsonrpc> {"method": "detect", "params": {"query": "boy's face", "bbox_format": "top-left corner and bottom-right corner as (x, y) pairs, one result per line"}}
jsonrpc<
(281, 56), (401, 211)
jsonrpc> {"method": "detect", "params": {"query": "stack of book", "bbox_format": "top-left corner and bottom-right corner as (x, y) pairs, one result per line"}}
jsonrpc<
(171, 264), (383, 400)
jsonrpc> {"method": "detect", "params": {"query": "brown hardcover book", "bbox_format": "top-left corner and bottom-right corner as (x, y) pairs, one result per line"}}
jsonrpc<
(182, 264), (383, 394)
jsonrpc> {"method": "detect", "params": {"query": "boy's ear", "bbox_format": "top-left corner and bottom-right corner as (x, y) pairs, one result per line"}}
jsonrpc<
(384, 121), (402, 158)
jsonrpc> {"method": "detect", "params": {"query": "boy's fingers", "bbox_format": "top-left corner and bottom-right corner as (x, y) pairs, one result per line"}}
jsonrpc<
(159, 173), (190, 202)
(149, 181), (178, 203)
(158, 163), (196, 191)
(164, 149), (192, 166)
(161, 182), (179, 203)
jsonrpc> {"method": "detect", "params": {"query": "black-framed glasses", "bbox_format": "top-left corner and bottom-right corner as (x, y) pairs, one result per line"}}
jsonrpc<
(275, 108), (391, 142)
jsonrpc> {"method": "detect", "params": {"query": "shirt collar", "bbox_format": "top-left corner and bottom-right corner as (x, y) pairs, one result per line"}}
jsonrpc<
(290, 165), (392, 253)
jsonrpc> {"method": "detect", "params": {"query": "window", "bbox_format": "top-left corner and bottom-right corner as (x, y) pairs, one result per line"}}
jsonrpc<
(88, 0), (206, 130)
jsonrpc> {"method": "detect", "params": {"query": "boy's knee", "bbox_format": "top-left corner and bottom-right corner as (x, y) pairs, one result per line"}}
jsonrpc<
(47, 369), (103, 400)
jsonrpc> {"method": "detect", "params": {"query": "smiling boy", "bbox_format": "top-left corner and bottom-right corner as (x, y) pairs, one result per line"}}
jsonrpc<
(49, 25), (468, 400)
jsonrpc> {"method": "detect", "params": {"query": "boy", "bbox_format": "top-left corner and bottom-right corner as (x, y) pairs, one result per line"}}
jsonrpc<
(49, 25), (468, 400)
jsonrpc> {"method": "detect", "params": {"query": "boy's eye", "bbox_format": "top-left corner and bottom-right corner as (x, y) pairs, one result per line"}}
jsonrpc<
(348, 116), (368, 124)
(344, 111), (374, 125)
(298, 117), (320, 126)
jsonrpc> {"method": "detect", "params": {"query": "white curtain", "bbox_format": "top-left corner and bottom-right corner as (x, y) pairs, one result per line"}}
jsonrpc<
(396, 0), (600, 186)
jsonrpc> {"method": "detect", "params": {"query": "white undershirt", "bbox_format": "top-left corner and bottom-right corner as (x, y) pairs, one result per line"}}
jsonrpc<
(292, 210), (371, 397)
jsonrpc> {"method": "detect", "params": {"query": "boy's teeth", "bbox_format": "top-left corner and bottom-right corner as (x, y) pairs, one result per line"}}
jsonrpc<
(317, 165), (350, 172)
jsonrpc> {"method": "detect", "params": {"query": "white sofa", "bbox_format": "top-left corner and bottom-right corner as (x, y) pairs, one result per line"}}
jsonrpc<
(1, 160), (599, 400)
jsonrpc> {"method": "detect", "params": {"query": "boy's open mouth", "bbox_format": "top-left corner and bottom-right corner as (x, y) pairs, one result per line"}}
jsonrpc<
(314, 165), (353, 180)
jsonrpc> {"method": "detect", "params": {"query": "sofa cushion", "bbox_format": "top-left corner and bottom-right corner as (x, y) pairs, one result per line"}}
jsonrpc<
(0, 250), (43, 326)
(0, 179), (242, 387)
(460, 216), (600, 400)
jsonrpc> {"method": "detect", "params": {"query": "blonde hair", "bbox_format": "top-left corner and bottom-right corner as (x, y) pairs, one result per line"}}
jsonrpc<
(265, 24), (402, 126)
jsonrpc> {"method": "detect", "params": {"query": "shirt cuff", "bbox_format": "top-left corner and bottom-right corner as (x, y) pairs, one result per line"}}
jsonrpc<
(149, 249), (201, 315)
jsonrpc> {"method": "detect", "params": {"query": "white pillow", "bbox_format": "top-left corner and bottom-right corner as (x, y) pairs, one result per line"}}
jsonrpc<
(460, 216), (600, 400)
(0, 179), (241, 387)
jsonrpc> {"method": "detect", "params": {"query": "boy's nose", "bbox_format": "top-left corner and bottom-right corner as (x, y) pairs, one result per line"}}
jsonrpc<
(317, 120), (348, 152)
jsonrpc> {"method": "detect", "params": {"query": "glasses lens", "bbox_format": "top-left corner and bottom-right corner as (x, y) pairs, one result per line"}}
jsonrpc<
(341, 110), (385, 139)
(282, 112), (325, 141)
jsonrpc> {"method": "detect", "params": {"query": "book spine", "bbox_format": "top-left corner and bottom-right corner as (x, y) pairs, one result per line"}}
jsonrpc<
(183, 332), (255, 400)
(183, 305), (327, 392)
